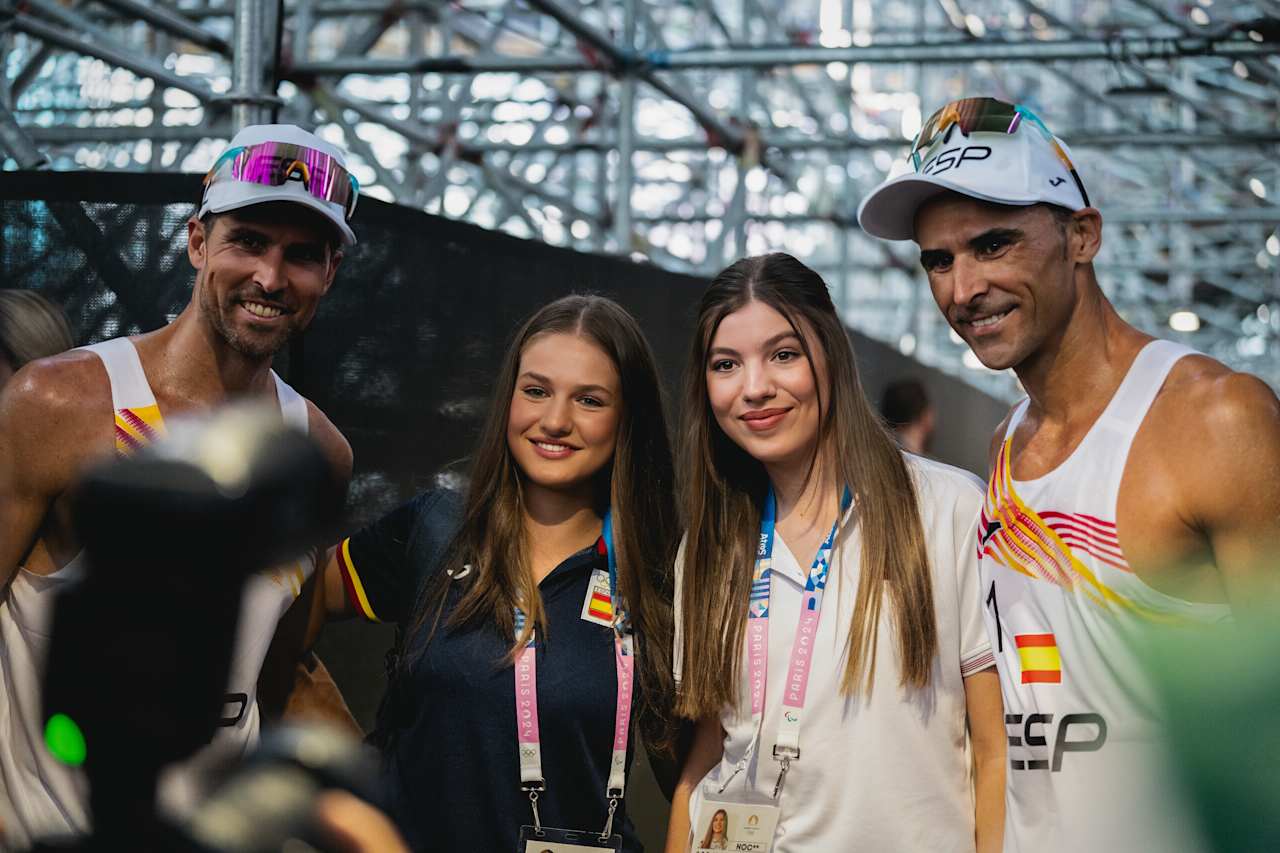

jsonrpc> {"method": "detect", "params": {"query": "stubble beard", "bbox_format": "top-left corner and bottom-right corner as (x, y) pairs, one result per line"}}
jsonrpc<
(199, 272), (296, 361)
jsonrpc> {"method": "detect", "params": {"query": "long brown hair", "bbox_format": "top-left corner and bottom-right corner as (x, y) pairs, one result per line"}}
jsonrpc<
(402, 294), (679, 748)
(675, 253), (936, 718)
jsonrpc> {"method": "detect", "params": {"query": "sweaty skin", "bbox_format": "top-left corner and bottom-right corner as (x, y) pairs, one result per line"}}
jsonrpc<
(916, 195), (1280, 607)
(0, 207), (352, 590)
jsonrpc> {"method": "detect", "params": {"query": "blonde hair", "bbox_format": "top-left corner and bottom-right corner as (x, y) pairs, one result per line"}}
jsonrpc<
(0, 290), (74, 370)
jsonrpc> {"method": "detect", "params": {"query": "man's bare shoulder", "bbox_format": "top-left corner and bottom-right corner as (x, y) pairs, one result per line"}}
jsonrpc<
(302, 398), (353, 484)
(0, 349), (112, 426)
(0, 350), (114, 510)
(1154, 354), (1280, 438)
(1142, 355), (1280, 512)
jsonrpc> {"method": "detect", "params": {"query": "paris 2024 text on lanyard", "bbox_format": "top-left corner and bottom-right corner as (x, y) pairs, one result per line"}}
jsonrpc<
(692, 488), (851, 853)
(513, 510), (633, 852)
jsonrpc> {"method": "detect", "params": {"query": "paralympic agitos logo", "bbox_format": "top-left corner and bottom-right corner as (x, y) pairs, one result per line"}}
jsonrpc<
(1005, 712), (1107, 771)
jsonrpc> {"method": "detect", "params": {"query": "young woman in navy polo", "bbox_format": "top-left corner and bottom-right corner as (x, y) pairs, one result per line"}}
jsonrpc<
(303, 295), (679, 851)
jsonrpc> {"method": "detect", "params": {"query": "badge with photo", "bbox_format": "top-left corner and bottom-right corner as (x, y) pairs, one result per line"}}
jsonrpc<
(690, 797), (780, 852)
(518, 824), (622, 852)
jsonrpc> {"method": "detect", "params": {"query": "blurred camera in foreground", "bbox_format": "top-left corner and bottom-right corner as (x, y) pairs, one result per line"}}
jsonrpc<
(37, 404), (345, 850)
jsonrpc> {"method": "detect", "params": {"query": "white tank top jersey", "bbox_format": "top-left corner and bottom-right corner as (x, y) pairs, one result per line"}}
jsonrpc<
(0, 338), (316, 850)
(979, 340), (1232, 853)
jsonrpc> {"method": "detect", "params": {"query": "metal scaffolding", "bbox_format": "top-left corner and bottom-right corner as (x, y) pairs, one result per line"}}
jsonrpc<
(1, 0), (1278, 397)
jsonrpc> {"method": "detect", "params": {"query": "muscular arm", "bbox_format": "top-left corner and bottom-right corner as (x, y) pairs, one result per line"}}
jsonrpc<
(964, 669), (1006, 853)
(0, 356), (109, 588)
(297, 399), (356, 641)
(1177, 372), (1280, 607)
(0, 384), (55, 588)
(302, 399), (358, 637)
(256, 402), (356, 716)
(664, 715), (724, 853)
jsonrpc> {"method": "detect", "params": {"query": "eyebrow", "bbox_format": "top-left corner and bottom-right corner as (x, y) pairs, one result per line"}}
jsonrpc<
(920, 227), (1024, 267)
(968, 227), (1022, 250)
(225, 225), (269, 242)
(225, 225), (327, 255)
(708, 330), (801, 359)
(919, 248), (949, 267)
(518, 371), (614, 395)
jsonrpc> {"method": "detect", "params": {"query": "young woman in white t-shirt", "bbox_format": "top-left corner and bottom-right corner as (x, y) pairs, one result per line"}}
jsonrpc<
(665, 253), (1005, 853)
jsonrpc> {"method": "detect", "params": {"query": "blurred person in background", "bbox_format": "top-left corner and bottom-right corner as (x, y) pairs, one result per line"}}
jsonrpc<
(0, 124), (358, 849)
(0, 289), (74, 390)
(879, 377), (935, 455)
(859, 97), (1280, 852)
(294, 295), (681, 852)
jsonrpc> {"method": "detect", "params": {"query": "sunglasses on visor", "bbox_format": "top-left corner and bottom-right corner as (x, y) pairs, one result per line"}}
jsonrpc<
(203, 142), (360, 220)
(910, 97), (1090, 208)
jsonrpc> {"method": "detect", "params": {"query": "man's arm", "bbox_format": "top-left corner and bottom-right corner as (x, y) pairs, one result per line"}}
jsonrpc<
(1177, 371), (1280, 607)
(0, 356), (107, 588)
(257, 402), (355, 717)
(302, 400), (358, 635)
(304, 399), (354, 494)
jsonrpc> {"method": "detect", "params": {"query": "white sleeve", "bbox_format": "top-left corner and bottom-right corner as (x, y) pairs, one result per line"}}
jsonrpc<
(672, 535), (688, 687)
(954, 478), (995, 678)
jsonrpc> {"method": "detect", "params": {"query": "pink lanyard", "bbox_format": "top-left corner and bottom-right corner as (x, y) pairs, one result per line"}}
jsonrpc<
(728, 487), (848, 798)
(513, 512), (634, 838)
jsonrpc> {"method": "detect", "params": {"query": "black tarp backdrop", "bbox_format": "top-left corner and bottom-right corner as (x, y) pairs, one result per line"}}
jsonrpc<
(1, 170), (710, 848)
(0, 171), (1006, 847)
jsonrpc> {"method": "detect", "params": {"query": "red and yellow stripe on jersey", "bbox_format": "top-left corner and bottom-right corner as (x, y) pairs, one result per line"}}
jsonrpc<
(336, 537), (381, 623)
(114, 404), (165, 456)
(979, 437), (1183, 624)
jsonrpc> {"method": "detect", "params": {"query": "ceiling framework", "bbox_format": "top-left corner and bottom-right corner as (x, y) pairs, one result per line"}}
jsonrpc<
(2, 0), (1278, 397)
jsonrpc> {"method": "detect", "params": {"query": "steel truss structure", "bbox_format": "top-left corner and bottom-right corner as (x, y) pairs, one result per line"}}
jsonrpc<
(2, 0), (1278, 396)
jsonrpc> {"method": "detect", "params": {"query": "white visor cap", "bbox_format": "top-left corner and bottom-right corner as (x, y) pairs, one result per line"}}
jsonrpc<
(197, 124), (357, 246)
(856, 128), (1089, 241)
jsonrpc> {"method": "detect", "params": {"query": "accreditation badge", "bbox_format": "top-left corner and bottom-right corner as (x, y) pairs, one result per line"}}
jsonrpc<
(580, 568), (615, 627)
(690, 796), (780, 852)
(518, 825), (622, 852)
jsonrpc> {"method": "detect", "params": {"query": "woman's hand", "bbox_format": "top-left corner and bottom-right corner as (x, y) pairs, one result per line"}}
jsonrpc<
(664, 715), (725, 853)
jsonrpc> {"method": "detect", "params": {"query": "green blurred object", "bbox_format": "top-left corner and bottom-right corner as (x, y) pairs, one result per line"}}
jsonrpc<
(1147, 617), (1280, 852)
(44, 712), (87, 766)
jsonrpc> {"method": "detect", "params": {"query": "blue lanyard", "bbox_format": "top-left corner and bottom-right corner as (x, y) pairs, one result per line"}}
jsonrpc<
(731, 485), (851, 798)
(602, 510), (620, 622)
(750, 488), (851, 622)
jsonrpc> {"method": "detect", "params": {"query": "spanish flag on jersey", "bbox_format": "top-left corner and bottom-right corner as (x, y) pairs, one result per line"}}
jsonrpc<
(1016, 633), (1062, 683)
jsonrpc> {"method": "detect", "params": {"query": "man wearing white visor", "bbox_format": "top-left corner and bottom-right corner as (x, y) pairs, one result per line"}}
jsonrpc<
(858, 98), (1280, 853)
(0, 124), (356, 848)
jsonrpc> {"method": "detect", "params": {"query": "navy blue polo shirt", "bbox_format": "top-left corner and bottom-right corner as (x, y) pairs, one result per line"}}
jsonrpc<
(336, 489), (643, 852)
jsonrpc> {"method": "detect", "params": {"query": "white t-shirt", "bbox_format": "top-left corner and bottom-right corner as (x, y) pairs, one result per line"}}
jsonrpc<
(676, 454), (993, 853)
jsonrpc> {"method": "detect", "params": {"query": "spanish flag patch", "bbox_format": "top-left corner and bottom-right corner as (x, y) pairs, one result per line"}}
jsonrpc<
(588, 591), (613, 622)
(1016, 633), (1062, 683)
(580, 568), (615, 627)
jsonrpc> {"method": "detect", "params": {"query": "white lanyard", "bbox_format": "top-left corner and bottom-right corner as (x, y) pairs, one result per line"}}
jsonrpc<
(513, 510), (635, 838)
(723, 487), (849, 799)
